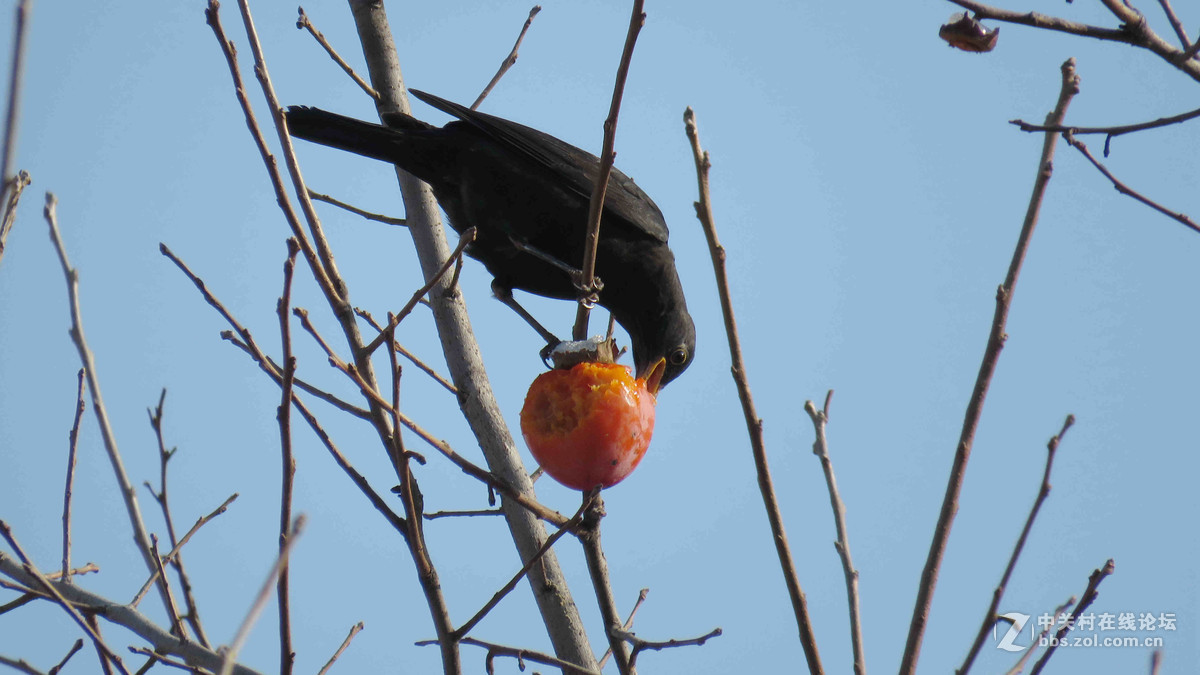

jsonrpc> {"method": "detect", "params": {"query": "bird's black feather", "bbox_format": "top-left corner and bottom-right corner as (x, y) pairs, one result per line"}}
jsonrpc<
(284, 92), (695, 388)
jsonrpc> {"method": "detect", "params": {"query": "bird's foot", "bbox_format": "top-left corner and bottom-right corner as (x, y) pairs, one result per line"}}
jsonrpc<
(570, 271), (604, 308)
(539, 340), (563, 369)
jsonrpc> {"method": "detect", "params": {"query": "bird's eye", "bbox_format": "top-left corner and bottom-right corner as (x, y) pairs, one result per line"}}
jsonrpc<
(668, 346), (689, 366)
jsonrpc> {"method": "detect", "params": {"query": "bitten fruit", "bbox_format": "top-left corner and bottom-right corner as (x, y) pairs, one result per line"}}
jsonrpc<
(520, 362), (657, 490)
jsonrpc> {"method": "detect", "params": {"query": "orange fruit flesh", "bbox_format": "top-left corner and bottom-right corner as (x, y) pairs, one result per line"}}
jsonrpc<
(520, 362), (656, 490)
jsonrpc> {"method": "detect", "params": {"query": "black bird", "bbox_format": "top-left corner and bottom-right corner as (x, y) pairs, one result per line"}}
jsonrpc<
(285, 90), (695, 391)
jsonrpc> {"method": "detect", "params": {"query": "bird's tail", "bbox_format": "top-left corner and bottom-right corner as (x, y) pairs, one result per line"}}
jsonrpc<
(284, 106), (438, 171)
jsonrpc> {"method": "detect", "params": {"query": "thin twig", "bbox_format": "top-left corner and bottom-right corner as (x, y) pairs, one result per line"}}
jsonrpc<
(471, 5), (542, 110)
(598, 588), (649, 669)
(395, 342), (457, 394)
(47, 639), (84, 675)
(307, 189), (405, 226)
(159, 246), (404, 536)
(624, 627), (723, 670)
(276, 239), (300, 675)
(290, 386), (408, 534)
(205, 0), (340, 307)
(453, 493), (594, 640)
(382, 320), (460, 674)
(131, 493), (239, 608)
(44, 193), (173, 620)
(296, 307), (569, 527)
(1029, 560), (1116, 675)
(958, 415), (1075, 675)
(296, 7), (379, 101)
(804, 393), (865, 675)
(1149, 650), (1163, 675)
(423, 509), (503, 519)
(353, 308), (458, 394)
(684, 107), (824, 674)
(423, 637), (600, 675)
(898, 59), (1079, 675)
(1182, 36), (1200, 61)
(316, 622), (364, 675)
(159, 243), (370, 421)
(1011, 104), (1200, 141)
(1063, 130), (1200, 235)
(61, 369), (86, 581)
(125, 648), (205, 673)
(572, 0), (645, 339)
(578, 493), (634, 674)
(86, 615), (116, 675)
(361, 226), (476, 356)
(0, 169), (29, 267)
(145, 390), (208, 645)
(218, 515), (307, 675)
(0, 523), (130, 675)
(1156, 0), (1191, 50)
(0, 0), (29, 201)
(0, 654), (45, 675)
(147, 535), (186, 638)
(220, 25), (449, 663)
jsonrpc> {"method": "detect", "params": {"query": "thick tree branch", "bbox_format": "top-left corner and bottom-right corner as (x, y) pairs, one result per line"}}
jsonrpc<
(345, 1), (598, 668)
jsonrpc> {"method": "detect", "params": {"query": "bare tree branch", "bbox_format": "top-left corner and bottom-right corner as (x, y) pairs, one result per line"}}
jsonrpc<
(624, 627), (723, 670)
(361, 226), (476, 356)
(438, 637), (599, 675)
(60, 369), (86, 581)
(572, 0), (644, 339)
(276, 239), (300, 675)
(1029, 560), (1116, 675)
(316, 622), (364, 675)
(804, 393), (865, 675)
(0, 0), (29, 209)
(898, 58), (1079, 675)
(599, 588), (649, 669)
(296, 7), (379, 101)
(454, 492), (595, 640)
(1063, 130), (1200, 235)
(47, 639), (83, 675)
(472, 5), (541, 110)
(218, 515), (306, 675)
(0, 523), (130, 675)
(131, 493), (238, 608)
(684, 107), (824, 674)
(308, 189), (405, 226)
(0, 169), (29, 268)
(945, 0), (1200, 82)
(1155, 0), (1191, 50)
(578, 493), (636, 674)
(1011, 104), (1200, 142)
(144, 390), (210, 646)
(957, 415), (1075, 675)
(43, 193), (175, 621)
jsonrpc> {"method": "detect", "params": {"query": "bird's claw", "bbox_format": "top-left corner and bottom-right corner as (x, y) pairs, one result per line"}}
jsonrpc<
(539, 340), (563, 369)
(571, 272), (603, 308)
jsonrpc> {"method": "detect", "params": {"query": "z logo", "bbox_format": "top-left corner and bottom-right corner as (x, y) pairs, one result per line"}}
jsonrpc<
(995, 612), (1031, 652)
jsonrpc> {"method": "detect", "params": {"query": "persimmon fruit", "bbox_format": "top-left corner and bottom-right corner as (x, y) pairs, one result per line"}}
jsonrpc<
(520, 361), (658, 490)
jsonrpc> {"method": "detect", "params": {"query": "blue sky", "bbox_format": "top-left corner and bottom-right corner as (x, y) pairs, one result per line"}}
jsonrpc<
(0, 1), (1196, 673)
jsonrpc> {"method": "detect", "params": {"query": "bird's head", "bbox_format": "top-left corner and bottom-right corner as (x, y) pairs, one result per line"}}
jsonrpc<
(631, 307), (695, 395)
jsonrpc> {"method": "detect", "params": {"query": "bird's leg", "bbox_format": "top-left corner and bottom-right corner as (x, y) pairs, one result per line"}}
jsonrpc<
(491, 280), (563, 367)
(508, 236), (604, 306)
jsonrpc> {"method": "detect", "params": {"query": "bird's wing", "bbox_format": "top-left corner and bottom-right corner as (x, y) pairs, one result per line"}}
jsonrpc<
(410, 89), (669, 243)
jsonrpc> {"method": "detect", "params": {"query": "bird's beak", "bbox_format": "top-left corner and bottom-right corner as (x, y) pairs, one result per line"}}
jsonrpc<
(640, 357), (667, 396)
